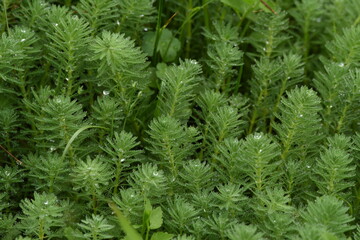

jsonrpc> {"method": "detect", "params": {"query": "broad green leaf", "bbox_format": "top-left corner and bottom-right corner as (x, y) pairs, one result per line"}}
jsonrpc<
(108, 202), (142, 240)
(142, 29), (181, 62)
(150, 207), (163, 229)
(144, 198), (153, 216)
(150, 232), (174, 240)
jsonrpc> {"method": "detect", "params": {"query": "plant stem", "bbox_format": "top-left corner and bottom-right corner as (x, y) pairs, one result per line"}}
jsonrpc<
(202, 0), (210, 34)
(152, 0), (165, 65)
(113, 161), (122, 194)
(185, 0), (193, 59)
(2, 0), (9, 33)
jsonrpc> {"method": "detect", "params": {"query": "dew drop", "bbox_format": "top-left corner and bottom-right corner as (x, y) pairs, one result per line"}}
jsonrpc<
(116, 20), (120, 26)
(299, 114), (303, 118)
(103, 90), (110, 96)
(21, 29), (26, 33)
(153, 172), (159, 176)
(50, 146), (56, 152)
(265, 41), (269, 45)
(44, 201), (49, 205)
(53, 23), (58, 27)
(21, 39), (26, 42)
(254, 133), (262, 139)
(338, 62), (345, 67)
(65, 77), (69, 81)
(190, 59), (198, 65)
(263, 47), (266, 51)
(139, 14), (144, 18)
(306, 165), (311, 169)
(259, 149), (263, 153)
(143, 27), (148, 32)
(120, 158), (125, 162)
(130, 194), (135, 198)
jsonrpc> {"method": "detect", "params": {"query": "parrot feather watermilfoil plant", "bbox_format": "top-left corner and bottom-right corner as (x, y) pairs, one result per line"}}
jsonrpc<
(1, 0), (360, 239)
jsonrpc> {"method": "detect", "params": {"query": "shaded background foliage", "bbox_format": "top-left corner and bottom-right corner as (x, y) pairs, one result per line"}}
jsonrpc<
(1, 0), (360, 239)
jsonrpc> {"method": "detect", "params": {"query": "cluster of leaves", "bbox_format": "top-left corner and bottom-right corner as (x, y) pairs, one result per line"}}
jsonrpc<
(1, 0), (360, 239)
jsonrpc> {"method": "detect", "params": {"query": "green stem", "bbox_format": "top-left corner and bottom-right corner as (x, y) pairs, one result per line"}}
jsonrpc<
(248, 87), (269, 134)
(268, 76), (290, 133)
(202, 0), (210, 34)
(92, 190), (97, 213)
(152, 0), (165, 65)
(2, 0), (9, 33)
(185, 0), (193, 58)
(113, 161), (123, 194)
(335, 103), (350, 134)
(38, 219), (45, 240)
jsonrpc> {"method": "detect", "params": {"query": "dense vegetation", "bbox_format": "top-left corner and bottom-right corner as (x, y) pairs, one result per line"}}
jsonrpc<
(1, 0), (360, 239)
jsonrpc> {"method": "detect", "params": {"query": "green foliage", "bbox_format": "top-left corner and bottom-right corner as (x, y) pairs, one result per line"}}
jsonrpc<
(2, 0), (360, 239)
(146, 116), (200, 178)
(128, 163), (168, 202)
(301, 195), (355, 236)
(272, 86), (323, 161)
(74, 0), (118, 34)
(23, 93), (88, 160)
(164, 196), (198, 235)
(44, 12), (91, 96)
(240, 133), (281, 192)
(226, 223), (264, 240)
(155, 59), (202, 121)
(143, 29), (181, 63)
(325, 26), (360, 68)
(206, 40), (243, 92)
(116, 0), (156, 39)
(25, 153), (69, 193)
(249, 11), (289, 58)
(77, 214), (114, 239)
(178, 160), (214, 193)
(290, 0), (325, 62)
(312, 135), (355, 198)
(90, 96), (124, 137)
(18, 192), (66, 239)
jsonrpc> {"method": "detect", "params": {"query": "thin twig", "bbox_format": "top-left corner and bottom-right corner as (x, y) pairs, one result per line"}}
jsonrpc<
(0, 144), (23, 165)
(163, 12), (178, 29)
(260, 0), (278, 15)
